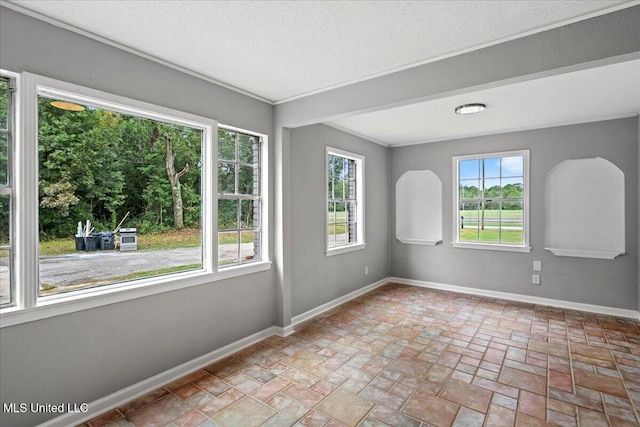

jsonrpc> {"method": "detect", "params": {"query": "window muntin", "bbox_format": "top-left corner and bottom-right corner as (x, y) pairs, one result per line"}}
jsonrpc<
(217, 128), (262, 267)
(326, 147), (364, 253)
(454, 151), (529, 250)
(0, 75), (14, 308)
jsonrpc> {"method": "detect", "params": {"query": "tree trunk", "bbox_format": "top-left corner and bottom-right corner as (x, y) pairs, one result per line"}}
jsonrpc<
(164, 133), (188, 229)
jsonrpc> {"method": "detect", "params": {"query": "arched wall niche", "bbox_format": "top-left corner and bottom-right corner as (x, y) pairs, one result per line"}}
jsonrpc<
(396, 170), (442, 245)
(545, 157), (625, 259)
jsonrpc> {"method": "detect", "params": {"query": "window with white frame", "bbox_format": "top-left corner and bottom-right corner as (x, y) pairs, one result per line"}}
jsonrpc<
(453, 150), (530, 252)
(1, 72), (269, 324)
(0, 74), (15, 308)
(326, 147), (364, 254)
(218, 128), (263, 267)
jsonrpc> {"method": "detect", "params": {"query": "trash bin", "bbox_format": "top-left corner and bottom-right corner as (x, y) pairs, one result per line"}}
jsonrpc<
(84, 236), (99, 252)
(75, 236), (85, 251)
(98, 231), (115, 250)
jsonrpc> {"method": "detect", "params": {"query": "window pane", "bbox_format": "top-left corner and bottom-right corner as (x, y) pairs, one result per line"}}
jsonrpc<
(502, 177), (523, 199)
(335, 222), (348, 246)
(328, 202), (335, 224)
(459, 159), (479, 180)
(501, 156), (523, 177)
(0, 194), (10, 306)
(238, 134), (255, 164)
(0, 133), (7, 185)
(238, 165), (255, 195)
(328, 223), (336, 247)
(331, 156), (344, 179)
(460, 179), (479, 199)
(328, 176), (334, 199)
(218, 163), (235, 193)
(482, 201), (500, 228)
(218, 199), (238, 230)
(479, 222), (500, 243)
(501, 201), (523, 244)
(335, 202), (346, 224)
(240, 199), (256, 229)
(0, 248), (9, 306)
(483, 157), (500, 178)
(218, 231), (239, 265)
(0, 194), (8, 245)
(484, 178), (501, 198)
(459, 201), (479, 242)
(0, 79), (8, 129)
(218, 130), (236, 161)
(240, 230), (258, 262)
(38, 95), (203, 297)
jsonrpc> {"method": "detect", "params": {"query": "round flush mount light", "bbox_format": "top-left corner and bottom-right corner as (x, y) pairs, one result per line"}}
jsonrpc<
(455, 103), (486, 115)
(50, 101), (86, 112)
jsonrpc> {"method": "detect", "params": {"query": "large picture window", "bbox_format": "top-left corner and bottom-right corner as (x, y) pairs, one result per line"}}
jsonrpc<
(1, 72), (270, 326)
(453, 150), (530, 252)
(326, 147), (365, 255)
(36, 92), (206, 297)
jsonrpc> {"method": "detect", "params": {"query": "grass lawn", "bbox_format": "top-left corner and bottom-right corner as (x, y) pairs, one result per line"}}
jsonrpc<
(39, 228), (202, 256)
(460, 228), (523, 244)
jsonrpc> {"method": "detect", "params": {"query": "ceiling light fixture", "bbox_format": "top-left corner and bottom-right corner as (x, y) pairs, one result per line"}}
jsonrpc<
(455, 103), (486, 115)
(50, 101), (86, 112)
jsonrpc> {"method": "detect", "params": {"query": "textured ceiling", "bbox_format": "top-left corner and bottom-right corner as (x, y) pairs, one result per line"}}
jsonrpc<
(7, 0), (633, 103)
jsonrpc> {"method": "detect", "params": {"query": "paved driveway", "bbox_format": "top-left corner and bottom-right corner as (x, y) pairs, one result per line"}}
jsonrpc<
(0, 244), (255, 303)
(39, 247), (203, 287)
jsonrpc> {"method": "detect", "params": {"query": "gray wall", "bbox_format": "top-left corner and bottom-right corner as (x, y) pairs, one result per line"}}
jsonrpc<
(0, 7), (276, 426)
(390, 118), (639, 310)
(289, 124), (389, 317)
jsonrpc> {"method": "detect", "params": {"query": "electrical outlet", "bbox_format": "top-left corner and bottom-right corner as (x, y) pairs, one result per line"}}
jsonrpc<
(365, 266), (369, 275)
(532, 274), (541, 285)
(533, 260), (542, 271)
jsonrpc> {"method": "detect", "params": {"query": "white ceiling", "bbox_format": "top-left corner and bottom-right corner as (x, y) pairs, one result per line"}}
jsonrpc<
(328, 59), (640, 146)
(6, 0), (640, 145)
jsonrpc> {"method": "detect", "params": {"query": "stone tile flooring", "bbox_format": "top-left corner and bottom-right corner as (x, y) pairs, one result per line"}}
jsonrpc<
(80, 283), (640, 427)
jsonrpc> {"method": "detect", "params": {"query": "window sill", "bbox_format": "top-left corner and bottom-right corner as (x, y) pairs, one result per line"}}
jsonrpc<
(0, 261), (272, 328)
(452, 242), (531, 253)
(545, 247), (624, 260)
(326, 243), (366, 257)
(397, 238), (442, 246)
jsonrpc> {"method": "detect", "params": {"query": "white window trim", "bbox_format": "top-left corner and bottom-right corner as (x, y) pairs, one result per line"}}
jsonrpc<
(0, 69), (19, 311)
(1, 72), (271, 328)
(452, 149), (531, 253)
(217, 124), (269, 267)
(325, 146), (365, 256)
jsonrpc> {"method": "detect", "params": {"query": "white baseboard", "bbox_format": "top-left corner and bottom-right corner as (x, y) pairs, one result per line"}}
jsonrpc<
(291, 277), (390, 327)
(39, 325), (285, 427)
(390, 277), (640, 320)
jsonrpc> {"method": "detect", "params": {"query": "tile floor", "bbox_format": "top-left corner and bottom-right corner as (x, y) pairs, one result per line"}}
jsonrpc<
(80, 283), (640, 427)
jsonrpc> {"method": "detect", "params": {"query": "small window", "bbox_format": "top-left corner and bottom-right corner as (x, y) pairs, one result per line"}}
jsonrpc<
(453, 150), (530, 252)
(0, 74), (15, 308)
(326, 147), (365, 255)
(217, 128), (263, 267)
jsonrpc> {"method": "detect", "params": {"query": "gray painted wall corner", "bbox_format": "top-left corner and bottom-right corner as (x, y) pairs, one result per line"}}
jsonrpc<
(289, 124), (390, 317)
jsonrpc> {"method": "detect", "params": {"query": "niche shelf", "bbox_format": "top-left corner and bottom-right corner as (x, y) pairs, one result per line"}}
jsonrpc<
(545, 158), (625, 259)
(396, 170), (442, 245)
